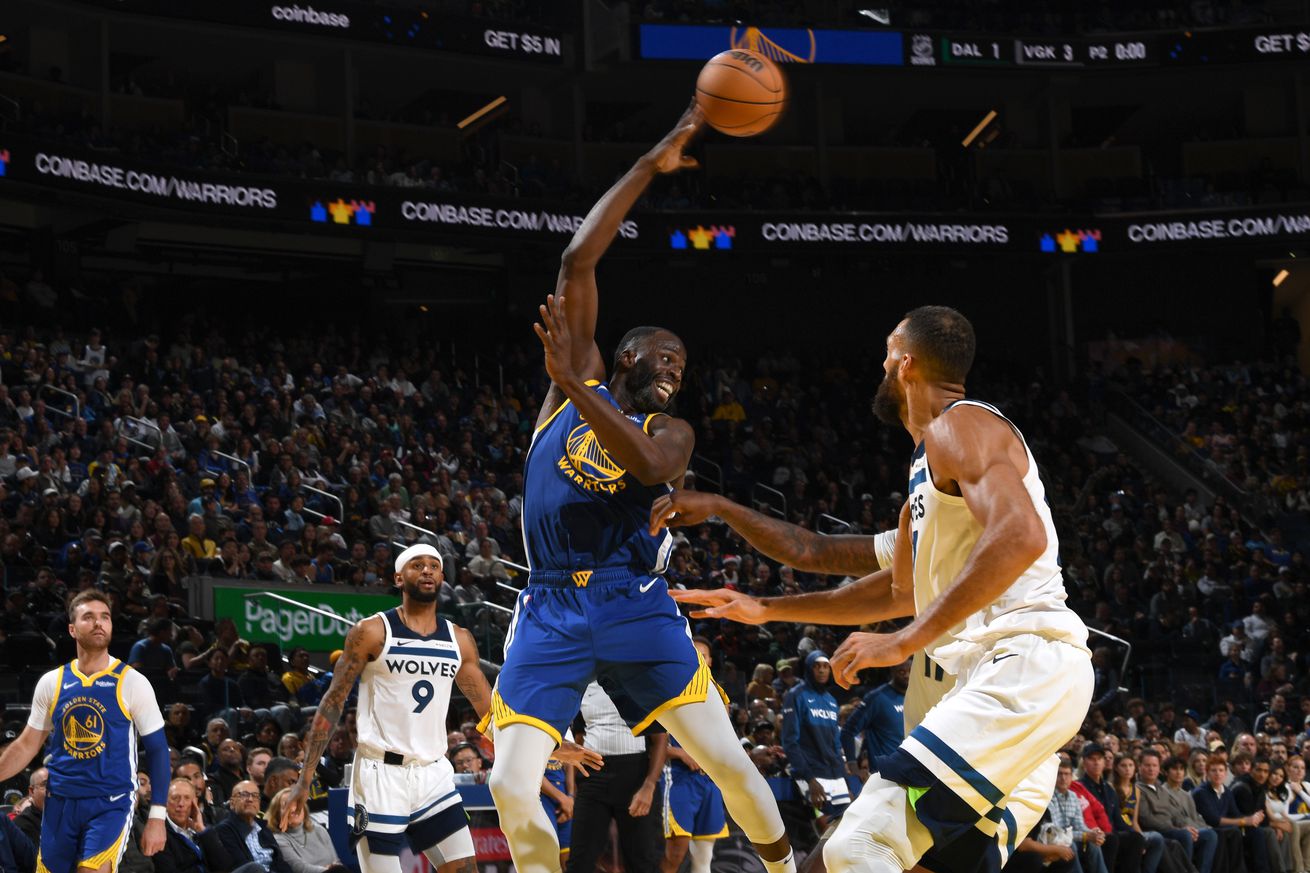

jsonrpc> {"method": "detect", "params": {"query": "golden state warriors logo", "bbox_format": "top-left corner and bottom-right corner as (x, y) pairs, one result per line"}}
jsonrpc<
(61, 697), (107, 759)
(729, 26), (816, 63)
(557, 423), (628, 494)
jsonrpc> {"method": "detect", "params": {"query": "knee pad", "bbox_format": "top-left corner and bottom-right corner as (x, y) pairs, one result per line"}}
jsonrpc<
(824, 828), (902, 873)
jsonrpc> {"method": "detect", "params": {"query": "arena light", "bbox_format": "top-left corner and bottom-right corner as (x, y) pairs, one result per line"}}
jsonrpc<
(962, 110), (998, 149)
(1273, 268), (1290, 287)
(457, 96), (507, 129)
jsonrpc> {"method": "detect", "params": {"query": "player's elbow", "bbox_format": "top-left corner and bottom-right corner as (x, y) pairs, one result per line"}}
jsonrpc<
(1009, 515), (1047, 566)
(560, 244), (596, 273)
(630, 458), (681, 487)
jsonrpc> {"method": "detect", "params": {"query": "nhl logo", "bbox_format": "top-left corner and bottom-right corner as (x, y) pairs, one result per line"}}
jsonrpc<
(911, 34), (936, 65)
(353, 804), (369, 835)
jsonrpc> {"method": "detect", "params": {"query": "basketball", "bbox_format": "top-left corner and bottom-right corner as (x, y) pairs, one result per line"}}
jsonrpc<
(695, 49), (787, 137)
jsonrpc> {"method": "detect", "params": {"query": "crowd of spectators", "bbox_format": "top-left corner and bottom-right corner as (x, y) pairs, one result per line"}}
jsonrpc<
(0, 274), (1307, 870)
(1114, 340), (1309, 524)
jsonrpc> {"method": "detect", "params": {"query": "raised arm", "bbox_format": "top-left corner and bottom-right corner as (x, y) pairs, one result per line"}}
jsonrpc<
(536, 295), (695, 485)
(282, 616), (382, 827)
(550, 104), (704, 387)
(650, 490), (886, 577)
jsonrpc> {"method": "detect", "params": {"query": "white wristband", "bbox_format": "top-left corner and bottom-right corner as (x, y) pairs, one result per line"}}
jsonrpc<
(148, 805), (167, 820)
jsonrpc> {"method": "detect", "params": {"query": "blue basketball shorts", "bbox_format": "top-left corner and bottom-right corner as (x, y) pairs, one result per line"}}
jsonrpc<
(481, 569), (707, 743)
(38, 793), (135, 873)
(664, 766), (727, 840)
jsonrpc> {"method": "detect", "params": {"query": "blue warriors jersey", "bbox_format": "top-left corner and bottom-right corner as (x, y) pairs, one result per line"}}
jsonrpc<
(47, 660), (139, 797)
(522, 381), (674, 576)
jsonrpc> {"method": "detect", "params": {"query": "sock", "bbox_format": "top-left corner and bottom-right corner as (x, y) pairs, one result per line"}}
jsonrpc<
(762, 849), (797, 873)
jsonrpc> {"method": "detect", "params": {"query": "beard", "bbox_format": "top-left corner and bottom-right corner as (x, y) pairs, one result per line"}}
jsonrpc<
(872, 376), (904, 427)
(404, 578), (440, 603)
(626, 358), (673, 413)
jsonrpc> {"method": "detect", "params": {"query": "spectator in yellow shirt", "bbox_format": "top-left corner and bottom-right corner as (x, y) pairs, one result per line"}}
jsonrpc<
(181, 513), (217, 560)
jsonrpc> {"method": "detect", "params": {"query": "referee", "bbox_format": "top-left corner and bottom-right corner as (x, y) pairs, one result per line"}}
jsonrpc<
(566, 682), (669, 873)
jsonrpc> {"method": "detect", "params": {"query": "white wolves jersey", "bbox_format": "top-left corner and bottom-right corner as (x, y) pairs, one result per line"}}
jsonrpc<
(357, 609), (461, 761)
(906, 399), (1088, 674)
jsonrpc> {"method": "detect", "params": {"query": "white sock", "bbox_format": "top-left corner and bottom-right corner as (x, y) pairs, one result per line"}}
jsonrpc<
(688, 840), (715, 873)
(761, 849), (796, 873)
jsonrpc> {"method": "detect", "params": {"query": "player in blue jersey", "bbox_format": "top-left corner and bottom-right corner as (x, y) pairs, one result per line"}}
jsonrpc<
(0, 590), (172, 873)
(482, 104), (796, 873)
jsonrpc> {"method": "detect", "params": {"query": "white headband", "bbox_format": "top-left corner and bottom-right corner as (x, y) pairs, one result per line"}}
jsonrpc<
(395, 544), (443, 574)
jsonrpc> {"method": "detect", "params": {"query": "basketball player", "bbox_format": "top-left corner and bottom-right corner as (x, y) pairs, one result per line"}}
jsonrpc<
(281, 545), (498, 873)
(651, 501), (1051, 870)
(482, 104), (796, 873)
(655, 307), (1090, 873)
(661, 637), (729, 873)
(0, 590), (171, 873)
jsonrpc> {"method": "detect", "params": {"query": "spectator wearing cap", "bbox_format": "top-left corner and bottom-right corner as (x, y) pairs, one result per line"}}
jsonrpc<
(720, 555), (741, 589)
(11, 466), (41, 508)
(1176, 710), (1207, 750)
(98, 539), (131, 589)
(1079, 742), (1161, 873)
(781, 651), (850, 822)
(771, 659), (799, 697)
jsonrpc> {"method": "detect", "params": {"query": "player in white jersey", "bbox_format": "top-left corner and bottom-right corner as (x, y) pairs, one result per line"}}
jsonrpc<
(822, 305), (1091, 873)
(651, 495), (1050, 870)
(282, 544), (493, 873)
(658, 306), (1090, 873)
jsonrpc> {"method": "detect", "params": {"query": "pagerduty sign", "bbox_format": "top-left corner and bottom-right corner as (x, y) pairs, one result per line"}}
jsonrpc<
(213, 586), (397, 651)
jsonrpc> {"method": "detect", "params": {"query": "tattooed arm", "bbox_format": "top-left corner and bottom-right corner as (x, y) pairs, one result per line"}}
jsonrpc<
(280, 615), (382, 828)
(650, 490), (884, 576)
(453, 627), (492, 722)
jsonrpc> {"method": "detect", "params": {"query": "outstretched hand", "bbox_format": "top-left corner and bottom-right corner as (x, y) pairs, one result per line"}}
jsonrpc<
(554, 741), (604, 778)
(645, 101), (705, 175)
(649, 490), (721, 535)
(829, 630), (913, 688)
(668, 588), (768, 624)
(533, 294), (577, 386)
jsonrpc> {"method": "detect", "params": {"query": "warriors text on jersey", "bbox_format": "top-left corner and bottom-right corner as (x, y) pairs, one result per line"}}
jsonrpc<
(27, 658), (164, 797)
(521, 381), (673, 576)
(357, 609), (461, 762)
(906, 399), (1087, 674)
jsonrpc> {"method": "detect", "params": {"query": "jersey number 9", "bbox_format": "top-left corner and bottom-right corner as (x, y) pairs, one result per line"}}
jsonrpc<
(411, 680), (434, 713)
